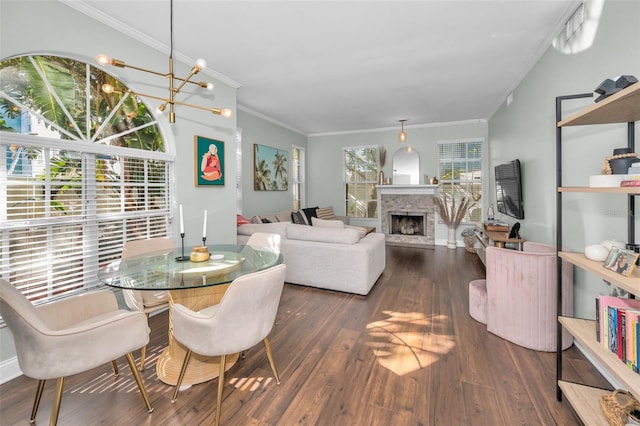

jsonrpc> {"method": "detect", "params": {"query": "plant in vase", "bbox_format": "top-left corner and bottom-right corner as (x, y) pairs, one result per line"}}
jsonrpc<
(434, 193), (476, 249)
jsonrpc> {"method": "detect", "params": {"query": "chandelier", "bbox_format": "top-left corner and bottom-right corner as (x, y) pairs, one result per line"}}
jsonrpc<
(96, 0), (232, 123)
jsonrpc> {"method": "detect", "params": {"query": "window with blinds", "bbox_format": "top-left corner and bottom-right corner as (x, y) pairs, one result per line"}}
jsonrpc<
(344, 146), (378, 218)
(0, 55), (172, 305)
(437, 139), (484, 224)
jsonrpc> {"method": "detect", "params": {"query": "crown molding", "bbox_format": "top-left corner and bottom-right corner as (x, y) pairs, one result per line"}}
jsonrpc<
(308, 119), (487, 138)
(59, 0), (241, 89)
(237, 105), (307, 136)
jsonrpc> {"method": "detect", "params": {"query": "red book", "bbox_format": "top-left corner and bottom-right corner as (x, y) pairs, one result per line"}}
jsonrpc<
(620, 180), (640, 187)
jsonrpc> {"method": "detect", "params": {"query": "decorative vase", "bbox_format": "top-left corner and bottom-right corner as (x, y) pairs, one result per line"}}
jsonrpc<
(379, 170), (385, 185)
(447, 227), (456, 249)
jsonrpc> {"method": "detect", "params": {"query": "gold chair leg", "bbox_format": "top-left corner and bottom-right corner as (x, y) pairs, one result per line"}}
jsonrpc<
(49, 377), (64, 426)
(139, 313), (150, 371)
(29, 379), (46, 424)
(111, 360), (119, 376)
(125, 353), (154, 413)
(215, 354), (226, 426)
(263, 338), (281, 384)
(172, 349), (193, 403)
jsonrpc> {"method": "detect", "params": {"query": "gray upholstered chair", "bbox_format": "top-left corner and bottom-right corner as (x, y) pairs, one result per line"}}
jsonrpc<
(0, 279), (153, 425)
(171, 263), (287, 426)
(121, 237), (175, 369)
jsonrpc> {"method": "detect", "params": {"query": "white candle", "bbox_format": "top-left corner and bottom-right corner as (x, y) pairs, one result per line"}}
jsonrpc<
(179, 204), (184, 234)
(203, 210), (207, 239)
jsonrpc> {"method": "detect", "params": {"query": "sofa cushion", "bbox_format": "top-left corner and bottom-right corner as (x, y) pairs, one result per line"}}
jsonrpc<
(311, 217), (345, 229)
(316, 207), (338, 221)
(286, 224), (360, 244)
(237, 221), (290, 237)
(303, 207), (319, 224)
(291, 210), (309, 225)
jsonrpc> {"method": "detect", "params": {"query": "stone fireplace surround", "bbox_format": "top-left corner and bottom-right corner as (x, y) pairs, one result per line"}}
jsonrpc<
(377, 184), (439, 247)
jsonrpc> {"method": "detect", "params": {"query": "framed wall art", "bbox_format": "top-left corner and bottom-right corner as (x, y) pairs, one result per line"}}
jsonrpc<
(253, 144), (288, 191)
(194, 135), (224, 186)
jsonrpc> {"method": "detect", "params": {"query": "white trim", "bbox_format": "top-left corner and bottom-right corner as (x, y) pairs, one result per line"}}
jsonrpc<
(59, 0), (241, 90)
(0, 356), (22, 385)
(237, 105), (306, 135)
(310, 119), (486, 138)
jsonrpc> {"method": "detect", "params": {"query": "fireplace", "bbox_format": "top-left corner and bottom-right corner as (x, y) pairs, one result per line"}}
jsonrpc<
(389, 211), (427, 236)
(377, 184), (438, 248)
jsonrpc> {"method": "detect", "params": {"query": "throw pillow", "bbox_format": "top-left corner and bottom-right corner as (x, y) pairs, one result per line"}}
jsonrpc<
(291, 210), (309, 225)
(237, 214), (251, 226)
(311, 217), (345, 229)
(262, 218), (272, 223)
(316, 207), (337, 221)
(302, 206), (319, 225)
(250, 215), (263, 224)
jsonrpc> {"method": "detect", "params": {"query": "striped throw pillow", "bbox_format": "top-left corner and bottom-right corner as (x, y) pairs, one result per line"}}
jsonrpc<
(316, 207), (337, 221)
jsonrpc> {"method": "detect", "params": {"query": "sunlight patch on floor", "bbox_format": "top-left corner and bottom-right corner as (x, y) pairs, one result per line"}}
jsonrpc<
(366, 310), (455, 376)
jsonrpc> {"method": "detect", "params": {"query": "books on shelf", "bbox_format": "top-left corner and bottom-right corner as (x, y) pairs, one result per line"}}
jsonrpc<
(596, 295), (640, 373)
(621, 180), (640, 187)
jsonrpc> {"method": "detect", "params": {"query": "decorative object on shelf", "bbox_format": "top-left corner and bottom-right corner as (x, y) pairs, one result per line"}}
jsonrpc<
(190, 246), (210, 262)
(195, 136), (225, 186)
(254, 144), (289, 191)
(385, 177), (392, 185)
(379, 170), (385, 185)
(486, 204), (495, 221)
(584, 244), (610, 261)
(429, 176), (438, 185)
(398, 119), (408, 143)
(602, 148), (639, 175)
(603, 246), (639, 277)
(378, 146), (386, 184)
(594, 75), (638, 103)
(96, 0), (232, 123)
(599, 389), (640, 426)
(434, 193), (476, 249)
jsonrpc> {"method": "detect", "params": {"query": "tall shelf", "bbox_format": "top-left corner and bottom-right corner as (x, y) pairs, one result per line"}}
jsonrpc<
(556, 82), (640, 425)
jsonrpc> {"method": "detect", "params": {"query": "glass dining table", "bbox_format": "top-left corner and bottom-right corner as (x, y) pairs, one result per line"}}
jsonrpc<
(98, 244), (283, 386)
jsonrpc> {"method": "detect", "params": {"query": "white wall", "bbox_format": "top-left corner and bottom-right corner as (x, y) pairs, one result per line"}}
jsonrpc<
(307, 121), (489, 238)
(0, 0), (238, 375)
(488, 0), (640, 318)
(237, 110), (307, 217)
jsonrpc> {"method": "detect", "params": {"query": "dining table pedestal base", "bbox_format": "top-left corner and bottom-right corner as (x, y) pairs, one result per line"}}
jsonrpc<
(156, 284), (239, 386)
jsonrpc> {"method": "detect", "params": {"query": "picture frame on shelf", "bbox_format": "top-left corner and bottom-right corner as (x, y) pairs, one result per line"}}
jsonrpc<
(194, 136), (225, 186)
(603, 246), (639, 277)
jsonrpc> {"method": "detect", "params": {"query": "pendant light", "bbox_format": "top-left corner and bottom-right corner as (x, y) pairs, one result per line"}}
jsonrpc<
(398, 119), (408, 143)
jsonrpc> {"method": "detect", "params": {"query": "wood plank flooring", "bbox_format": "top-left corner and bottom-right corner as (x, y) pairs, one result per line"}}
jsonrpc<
(0, 245), (610, 425)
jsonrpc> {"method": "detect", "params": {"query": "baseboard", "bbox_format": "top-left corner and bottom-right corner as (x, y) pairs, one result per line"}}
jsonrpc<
(0, 356), (23, 385)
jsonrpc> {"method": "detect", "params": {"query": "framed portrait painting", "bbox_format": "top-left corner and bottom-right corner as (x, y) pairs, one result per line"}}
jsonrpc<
(253, 144), (288, 191)
(194, 135), (224, 186)
(603, 246), (639, 277)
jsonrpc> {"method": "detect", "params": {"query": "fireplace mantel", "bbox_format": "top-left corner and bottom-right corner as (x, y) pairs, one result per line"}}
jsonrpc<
(377, 184), (439, 247)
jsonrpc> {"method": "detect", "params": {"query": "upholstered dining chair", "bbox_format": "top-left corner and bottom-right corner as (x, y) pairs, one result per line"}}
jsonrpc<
(121, 237), (175, 370)
(0, 279), (153, 425)
(171, 263), (287, 426)
(246, 231), (282, 253)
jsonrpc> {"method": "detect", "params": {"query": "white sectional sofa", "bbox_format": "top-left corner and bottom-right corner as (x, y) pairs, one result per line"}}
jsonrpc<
(237, 209), (386, 295)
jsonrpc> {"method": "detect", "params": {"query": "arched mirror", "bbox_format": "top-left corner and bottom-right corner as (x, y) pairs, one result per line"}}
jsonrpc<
(392, 147), (420, 184)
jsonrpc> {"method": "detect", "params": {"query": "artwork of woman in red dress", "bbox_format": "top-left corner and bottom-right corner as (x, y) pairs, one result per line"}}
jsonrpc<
(201, 144), (222, 181)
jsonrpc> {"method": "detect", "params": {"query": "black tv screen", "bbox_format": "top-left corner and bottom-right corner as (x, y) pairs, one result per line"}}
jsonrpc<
(495, 159), (524, 220)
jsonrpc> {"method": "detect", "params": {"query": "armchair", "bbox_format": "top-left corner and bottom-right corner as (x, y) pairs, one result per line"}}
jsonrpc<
(468, 242), (574, 351)
(0, 279), (153, 425)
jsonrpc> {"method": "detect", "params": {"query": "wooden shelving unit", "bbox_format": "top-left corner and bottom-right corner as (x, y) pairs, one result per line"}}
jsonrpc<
(556, 83), (640, 421)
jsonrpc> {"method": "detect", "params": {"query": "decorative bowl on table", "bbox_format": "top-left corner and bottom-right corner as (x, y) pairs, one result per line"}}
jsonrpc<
(190, 246), (210, 262)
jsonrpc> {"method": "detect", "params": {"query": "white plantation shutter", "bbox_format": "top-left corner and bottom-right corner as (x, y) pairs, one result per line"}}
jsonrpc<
(1, 142), (171, 304)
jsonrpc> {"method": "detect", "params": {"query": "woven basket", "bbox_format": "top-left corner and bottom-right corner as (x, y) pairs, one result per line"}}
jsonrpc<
(600, 389), (640, 426)
(463, 235), (476, 254)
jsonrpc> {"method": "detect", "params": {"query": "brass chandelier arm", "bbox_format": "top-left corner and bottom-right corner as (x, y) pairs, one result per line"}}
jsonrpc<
(128, 90), (231, 116)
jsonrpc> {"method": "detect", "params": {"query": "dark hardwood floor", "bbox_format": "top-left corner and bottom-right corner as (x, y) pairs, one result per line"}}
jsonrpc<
(0, 246), (610, 425)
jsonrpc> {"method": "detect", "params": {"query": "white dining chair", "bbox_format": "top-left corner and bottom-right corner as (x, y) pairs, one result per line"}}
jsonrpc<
(246, 232), (282, 254)
(0, 279), (153, 425)
(121, 237), (175, 370)
(170, 263), (287, 426)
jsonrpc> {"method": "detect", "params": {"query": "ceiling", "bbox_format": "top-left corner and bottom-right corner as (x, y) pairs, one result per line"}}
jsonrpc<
(65, 0), (580, 135)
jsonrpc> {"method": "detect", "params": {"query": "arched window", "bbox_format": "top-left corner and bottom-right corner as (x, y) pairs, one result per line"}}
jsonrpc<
(0, 55), (173, 303)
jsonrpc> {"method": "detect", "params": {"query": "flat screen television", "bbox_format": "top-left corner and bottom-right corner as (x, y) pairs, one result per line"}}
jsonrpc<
(495, 159), (524, 220)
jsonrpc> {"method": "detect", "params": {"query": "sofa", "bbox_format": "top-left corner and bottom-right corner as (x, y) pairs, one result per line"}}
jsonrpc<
(468, 241), (573, 352)
(237, 207), (385, 295)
